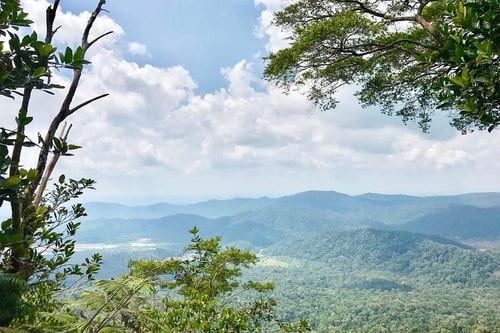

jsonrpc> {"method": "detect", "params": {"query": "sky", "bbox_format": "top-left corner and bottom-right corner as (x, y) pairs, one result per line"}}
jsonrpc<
(5, 0), (500, 204)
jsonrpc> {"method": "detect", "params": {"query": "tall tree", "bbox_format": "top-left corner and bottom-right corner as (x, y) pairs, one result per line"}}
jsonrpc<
(0, 0), (108, 326)
(263, 0), (499, 133)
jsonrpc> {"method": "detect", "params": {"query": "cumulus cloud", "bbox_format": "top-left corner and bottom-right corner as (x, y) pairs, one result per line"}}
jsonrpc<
(127, 42), (149, 56)
(254, 0), (293, 52)
(7, 0), (500, 202)
(22, 0), (124, 48)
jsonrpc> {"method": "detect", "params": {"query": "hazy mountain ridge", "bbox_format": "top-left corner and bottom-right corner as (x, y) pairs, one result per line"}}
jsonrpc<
(392, 205), (500, 240)
(82, 190), (500, 243)
(84, 196), (274, 219)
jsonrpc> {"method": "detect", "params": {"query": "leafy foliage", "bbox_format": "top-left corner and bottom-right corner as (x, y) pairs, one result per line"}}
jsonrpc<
(434, 0), (500, 131)
(264, 0), (500, 132)
(0, 0), (109, 327)
(0, 273), (27, 326)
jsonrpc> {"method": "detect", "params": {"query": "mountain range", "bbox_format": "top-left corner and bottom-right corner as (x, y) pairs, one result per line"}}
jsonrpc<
(80, 190), (500, 248)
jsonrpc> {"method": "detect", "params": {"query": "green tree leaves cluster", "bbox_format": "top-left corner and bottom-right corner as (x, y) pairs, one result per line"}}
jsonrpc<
(0, 0), (53, 98)
(0, 0), (109, 327)
(434, 0), (500, 131)
(264, 0), (500, 133)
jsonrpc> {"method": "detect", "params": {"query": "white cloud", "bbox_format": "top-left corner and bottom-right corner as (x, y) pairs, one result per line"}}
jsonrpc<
(22, 0), (124, 48)
(254, 0), (293, 52)
(5, 0), (500, 203)
(52, 48), (500, 198)
(221, 60), (257, 97)
(127, 42), (149, 56)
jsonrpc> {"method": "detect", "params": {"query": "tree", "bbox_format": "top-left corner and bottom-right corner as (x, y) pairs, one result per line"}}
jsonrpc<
(263, 0), (499, 133)
(0, 0), (109, 326)
(36, 228), (311, 333)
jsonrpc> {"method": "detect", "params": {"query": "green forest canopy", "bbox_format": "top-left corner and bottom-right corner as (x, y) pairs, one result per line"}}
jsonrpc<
(264, 0), (500, 133)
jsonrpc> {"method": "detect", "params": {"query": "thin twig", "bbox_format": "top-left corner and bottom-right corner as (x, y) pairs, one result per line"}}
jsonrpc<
(68, 93), (109, 116)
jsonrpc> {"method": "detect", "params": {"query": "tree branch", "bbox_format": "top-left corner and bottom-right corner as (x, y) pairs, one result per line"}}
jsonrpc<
(88, 30), (114, 49)
(33, 123), (71, 208)
(68, 93), (109, 116)
(338, 0), (441, 39)
(9, 87), (33, 273)
(45, 0), (60, 43)
(30, 0), (109, 196)
(338, 0), (418, 22)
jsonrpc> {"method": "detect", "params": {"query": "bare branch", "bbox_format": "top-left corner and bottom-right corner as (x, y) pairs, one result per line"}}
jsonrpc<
(68, 93), (110, 116)
(82, 0), (108, 50)
(45, 0), (61, 43)
(88, 30), (114, 48)
(33, 123), (72, 208)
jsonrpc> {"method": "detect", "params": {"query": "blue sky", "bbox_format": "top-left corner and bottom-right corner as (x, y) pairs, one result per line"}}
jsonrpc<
(95, 0), (265, 93)
(8, 0), (500, 204)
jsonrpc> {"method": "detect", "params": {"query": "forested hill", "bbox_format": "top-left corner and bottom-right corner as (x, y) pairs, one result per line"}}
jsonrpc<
(263, 228), (499, 287)
(253, 229), (500, 332)
(83, 190), (500, 242)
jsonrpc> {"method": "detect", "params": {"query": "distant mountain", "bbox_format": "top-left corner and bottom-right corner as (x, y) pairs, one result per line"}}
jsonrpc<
(77, 214), (214, 244)
(355, 192), (500, 208)
(267, 190), (362, 213)
(265, 228), (473, 263)
(391, 205), (500, 240)
(84, 197), (273, 219)
(77, 213), (285, 249)
(82, 190), (500, 242)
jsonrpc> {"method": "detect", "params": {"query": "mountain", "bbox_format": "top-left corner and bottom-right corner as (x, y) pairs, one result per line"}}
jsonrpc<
(267, 190), (362, 213)
(77, 213), (285, 249)
(84, 197), (274, 219)
(389, 205), (500, 240)
(83, 190), (500, 242)
(252, 229), (500, 332)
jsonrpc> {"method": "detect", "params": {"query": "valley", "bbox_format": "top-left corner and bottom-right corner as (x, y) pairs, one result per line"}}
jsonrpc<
(74, 190), (500, 332)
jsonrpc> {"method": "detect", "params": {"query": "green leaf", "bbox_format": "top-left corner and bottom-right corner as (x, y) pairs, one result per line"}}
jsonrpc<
(67, 144), (82, 151)
(461, 64), (469, 80)
(64, 46), (73, 64)
(1, 219), (13, 230)
(1, 176), (21, 187)
(32, 66), (46, 78)
(462, 98), (475, 112)
(450, 34), (461, 44)
(36, 206), (49, 215)
(449, 75), (465, 87)
(27, 168), (37, 180)
(73, 46), (84, 60)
